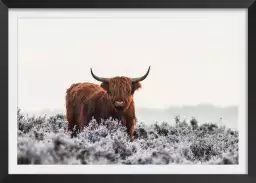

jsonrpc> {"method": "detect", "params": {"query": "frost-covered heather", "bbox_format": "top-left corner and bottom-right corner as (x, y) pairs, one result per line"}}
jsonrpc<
(17, 109), (239, 165)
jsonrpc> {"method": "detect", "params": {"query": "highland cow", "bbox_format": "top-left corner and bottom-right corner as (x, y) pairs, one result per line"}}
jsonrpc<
(65, 66), (150, 137)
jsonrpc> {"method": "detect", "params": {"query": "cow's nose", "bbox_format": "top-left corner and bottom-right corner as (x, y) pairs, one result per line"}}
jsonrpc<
(115, 101), (124, 107)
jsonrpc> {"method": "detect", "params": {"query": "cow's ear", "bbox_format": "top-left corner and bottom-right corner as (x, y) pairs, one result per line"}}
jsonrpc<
(132, 82), (141, 94)
(100, 82), (109, 91)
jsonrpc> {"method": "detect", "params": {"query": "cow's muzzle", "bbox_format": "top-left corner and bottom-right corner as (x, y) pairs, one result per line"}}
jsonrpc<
(114, 101), (125, 108)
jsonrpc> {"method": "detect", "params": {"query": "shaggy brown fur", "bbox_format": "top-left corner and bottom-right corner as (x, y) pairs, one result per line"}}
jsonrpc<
(65, 77), (142, 137)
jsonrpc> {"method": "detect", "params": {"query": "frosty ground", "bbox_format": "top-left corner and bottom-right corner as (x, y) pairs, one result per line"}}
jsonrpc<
(17, 109), (239, 165)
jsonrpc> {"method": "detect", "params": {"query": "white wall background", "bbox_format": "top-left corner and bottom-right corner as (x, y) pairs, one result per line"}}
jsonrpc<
(17, 10), (246, 112)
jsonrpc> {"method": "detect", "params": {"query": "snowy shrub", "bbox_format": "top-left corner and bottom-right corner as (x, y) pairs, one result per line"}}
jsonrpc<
(17, 108), (239, 165)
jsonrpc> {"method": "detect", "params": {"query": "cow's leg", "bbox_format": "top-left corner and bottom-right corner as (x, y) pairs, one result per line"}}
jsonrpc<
(125, 117), (136, 137)
(69, 113), (79, 137)
(129, 121), (136, 137)
(78, 104), (91, 130)
(124, 103), (137, 137)
(67, 105), (82, 137)
(67, 113), (79, 138)
(66, 95), (77, 132)
(67, 107), (75, 131)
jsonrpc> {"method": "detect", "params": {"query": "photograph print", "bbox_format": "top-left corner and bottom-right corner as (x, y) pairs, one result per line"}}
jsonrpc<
(9, 9), (247, 173)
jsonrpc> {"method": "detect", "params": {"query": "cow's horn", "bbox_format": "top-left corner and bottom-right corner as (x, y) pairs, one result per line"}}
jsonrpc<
(132, 66), (151, 83)
(90, 68), (110, 83)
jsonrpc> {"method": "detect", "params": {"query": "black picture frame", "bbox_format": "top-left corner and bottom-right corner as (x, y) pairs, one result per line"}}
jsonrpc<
(0, 0), (255, 182)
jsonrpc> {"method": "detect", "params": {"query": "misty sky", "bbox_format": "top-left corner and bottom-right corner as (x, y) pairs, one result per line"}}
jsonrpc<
(17, 10), (246, 112)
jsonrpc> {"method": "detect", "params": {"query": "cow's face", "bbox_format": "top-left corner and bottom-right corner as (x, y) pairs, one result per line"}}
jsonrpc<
(90, 66), (150, 112)
(100, 77), (141, 112)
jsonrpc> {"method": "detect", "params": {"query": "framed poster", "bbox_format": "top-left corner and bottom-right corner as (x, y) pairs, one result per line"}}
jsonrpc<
(0, 0), (255, 182)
